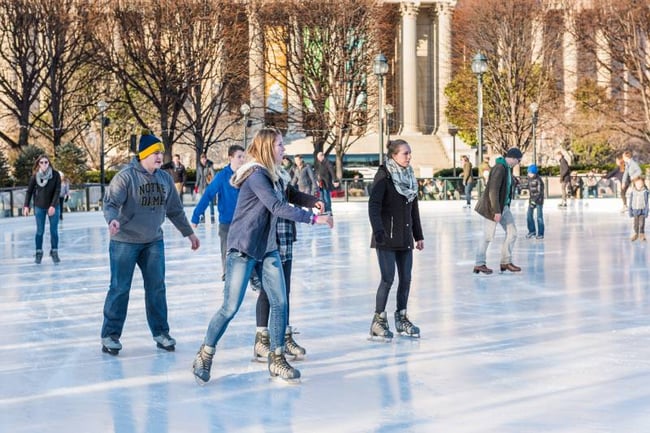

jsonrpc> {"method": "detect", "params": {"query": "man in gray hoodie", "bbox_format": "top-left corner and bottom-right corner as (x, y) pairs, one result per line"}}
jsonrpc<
(100, 133), (200, 355)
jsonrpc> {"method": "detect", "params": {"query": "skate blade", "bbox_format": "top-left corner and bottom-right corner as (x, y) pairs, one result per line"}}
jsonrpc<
(156, 343), (175, 351)
(193, 375), (209, 386)
(368, 335), (392, 343)
(251, 355), (269, 363)
(102, 346), (120, 356)
(285, 354), (305, 361)
(192, 367), (209, 386)
(397, 332), (420, 338)
(270, 375), (301, 385)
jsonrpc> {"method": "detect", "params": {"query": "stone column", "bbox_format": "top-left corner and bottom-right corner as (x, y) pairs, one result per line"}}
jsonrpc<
(437, 2), (454, 135)
(400, 2), (419, 134)
(562, 26), (578, 113)
(595, 30), (611, 98)
(531, 17), (544, 65)
(287, 16), (304, 137)
(248, 8), (265, 136)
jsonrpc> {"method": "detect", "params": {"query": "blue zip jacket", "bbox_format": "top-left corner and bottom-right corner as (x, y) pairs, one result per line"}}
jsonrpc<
(191, 164), (239, 225)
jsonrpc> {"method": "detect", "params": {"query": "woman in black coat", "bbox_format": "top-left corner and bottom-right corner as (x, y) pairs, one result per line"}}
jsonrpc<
(23, 154), (62, 264)
(368, 139), (424, 340)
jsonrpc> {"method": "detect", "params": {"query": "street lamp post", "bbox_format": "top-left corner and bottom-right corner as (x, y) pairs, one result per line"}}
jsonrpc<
(471, 53), (488, 168)
(373, 53), (389, 166)
(530, 102), (539, 165)
(384, 104), (394, 144)
(97, 100), (108, 205)
(240, 103), (251, 149)
(448, 124), (459, 177)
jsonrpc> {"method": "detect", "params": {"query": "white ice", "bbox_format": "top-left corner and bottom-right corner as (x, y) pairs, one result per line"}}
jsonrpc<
(1, 198), (649, 433)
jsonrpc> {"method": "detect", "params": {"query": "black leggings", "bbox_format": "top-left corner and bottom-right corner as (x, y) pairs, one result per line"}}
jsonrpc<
(375, 248), (413, 314)
(256, 259), (292, 327)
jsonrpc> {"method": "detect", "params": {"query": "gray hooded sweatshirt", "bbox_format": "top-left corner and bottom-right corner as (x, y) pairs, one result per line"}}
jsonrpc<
(103, 157), (193, 243)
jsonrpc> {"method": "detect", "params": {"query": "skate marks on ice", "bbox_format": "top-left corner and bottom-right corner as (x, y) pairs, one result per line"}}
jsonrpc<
(2, 202), (650, 432)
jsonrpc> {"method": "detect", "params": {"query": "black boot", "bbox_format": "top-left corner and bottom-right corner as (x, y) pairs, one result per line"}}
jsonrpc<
(35, 250), (43, 264)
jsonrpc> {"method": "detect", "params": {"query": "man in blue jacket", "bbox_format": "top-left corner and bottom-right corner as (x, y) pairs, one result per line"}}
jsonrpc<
(473, 148), (522, 275)
(191, 144), (245, 281)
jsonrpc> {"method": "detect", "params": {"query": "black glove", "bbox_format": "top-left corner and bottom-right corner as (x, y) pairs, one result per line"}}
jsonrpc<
(529, 203), (536, 209)
(374, 230), (385, 244)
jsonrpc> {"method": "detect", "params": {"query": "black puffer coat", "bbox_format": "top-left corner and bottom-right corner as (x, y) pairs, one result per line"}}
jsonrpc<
(368, 165), (423, 250)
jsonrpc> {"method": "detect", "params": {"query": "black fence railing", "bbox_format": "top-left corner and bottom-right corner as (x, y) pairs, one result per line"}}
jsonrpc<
(0, 176), (624, 218)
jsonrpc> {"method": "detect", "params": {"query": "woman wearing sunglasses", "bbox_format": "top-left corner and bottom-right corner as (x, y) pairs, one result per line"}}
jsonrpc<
(23, 154), (62, 264)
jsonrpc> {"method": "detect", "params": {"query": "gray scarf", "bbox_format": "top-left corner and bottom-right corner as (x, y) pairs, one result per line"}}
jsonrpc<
(385, 158), (418, 203)
(36, 166), (52, 187)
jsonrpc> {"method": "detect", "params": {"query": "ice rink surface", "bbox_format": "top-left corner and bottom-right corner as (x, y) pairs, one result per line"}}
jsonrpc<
(1, 198), (649, 433)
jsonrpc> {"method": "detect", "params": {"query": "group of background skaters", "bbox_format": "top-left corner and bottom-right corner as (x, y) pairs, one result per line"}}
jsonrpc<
(20, 128), (648, 384)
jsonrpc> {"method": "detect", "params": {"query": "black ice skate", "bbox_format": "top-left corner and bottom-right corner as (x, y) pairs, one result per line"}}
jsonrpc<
(268, 348), (301, 384)
(395, 309), (420, 338)
(253, 329), (270, 363)
(153, 332), (176, 351)
(369, 312), (393, 342)
(34, 250), (43, 264)
(101, 335), (122, 355)
(192, 344), (215, 385)
(50, 249), (60, 264)
(284, 326), (306, 360)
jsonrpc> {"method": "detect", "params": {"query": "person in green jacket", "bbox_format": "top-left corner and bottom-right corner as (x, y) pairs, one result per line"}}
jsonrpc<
(473, 148), (522, 275)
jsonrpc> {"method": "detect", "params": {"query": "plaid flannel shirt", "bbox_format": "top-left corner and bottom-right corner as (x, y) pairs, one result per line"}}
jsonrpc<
(276, 217), (296, 262)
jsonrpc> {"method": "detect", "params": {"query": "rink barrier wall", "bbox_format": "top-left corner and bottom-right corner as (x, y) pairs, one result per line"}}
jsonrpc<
(0, 176), (622, 218)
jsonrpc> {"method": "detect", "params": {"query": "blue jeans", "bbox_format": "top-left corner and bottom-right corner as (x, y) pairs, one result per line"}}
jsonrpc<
(101, 239), (168, 339)
(464, 183), (474, 205)
(475, 206), (517, 266)
(526, 204), (545, 237)
(34, 206), (59, 251)
(203, 250), (287, 351)
(256, 259), (292, 327)
(218, 223), (231, 279)
(375, 248), (413, 313)
(319, 187), (332, 213)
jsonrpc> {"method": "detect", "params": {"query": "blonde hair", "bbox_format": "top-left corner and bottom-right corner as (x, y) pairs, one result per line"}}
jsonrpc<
(247, 127), (282, 182)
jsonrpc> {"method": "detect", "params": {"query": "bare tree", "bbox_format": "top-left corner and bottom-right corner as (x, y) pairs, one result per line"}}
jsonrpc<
(568, 0), (650, 149)
(37, 0), (104, 152)
(93, 0), (194, 162)
(253, 0), (388, 179)
(175, 0), (249, 167)
(452, 0), (562, 157)
(0, 0), (50, 151)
